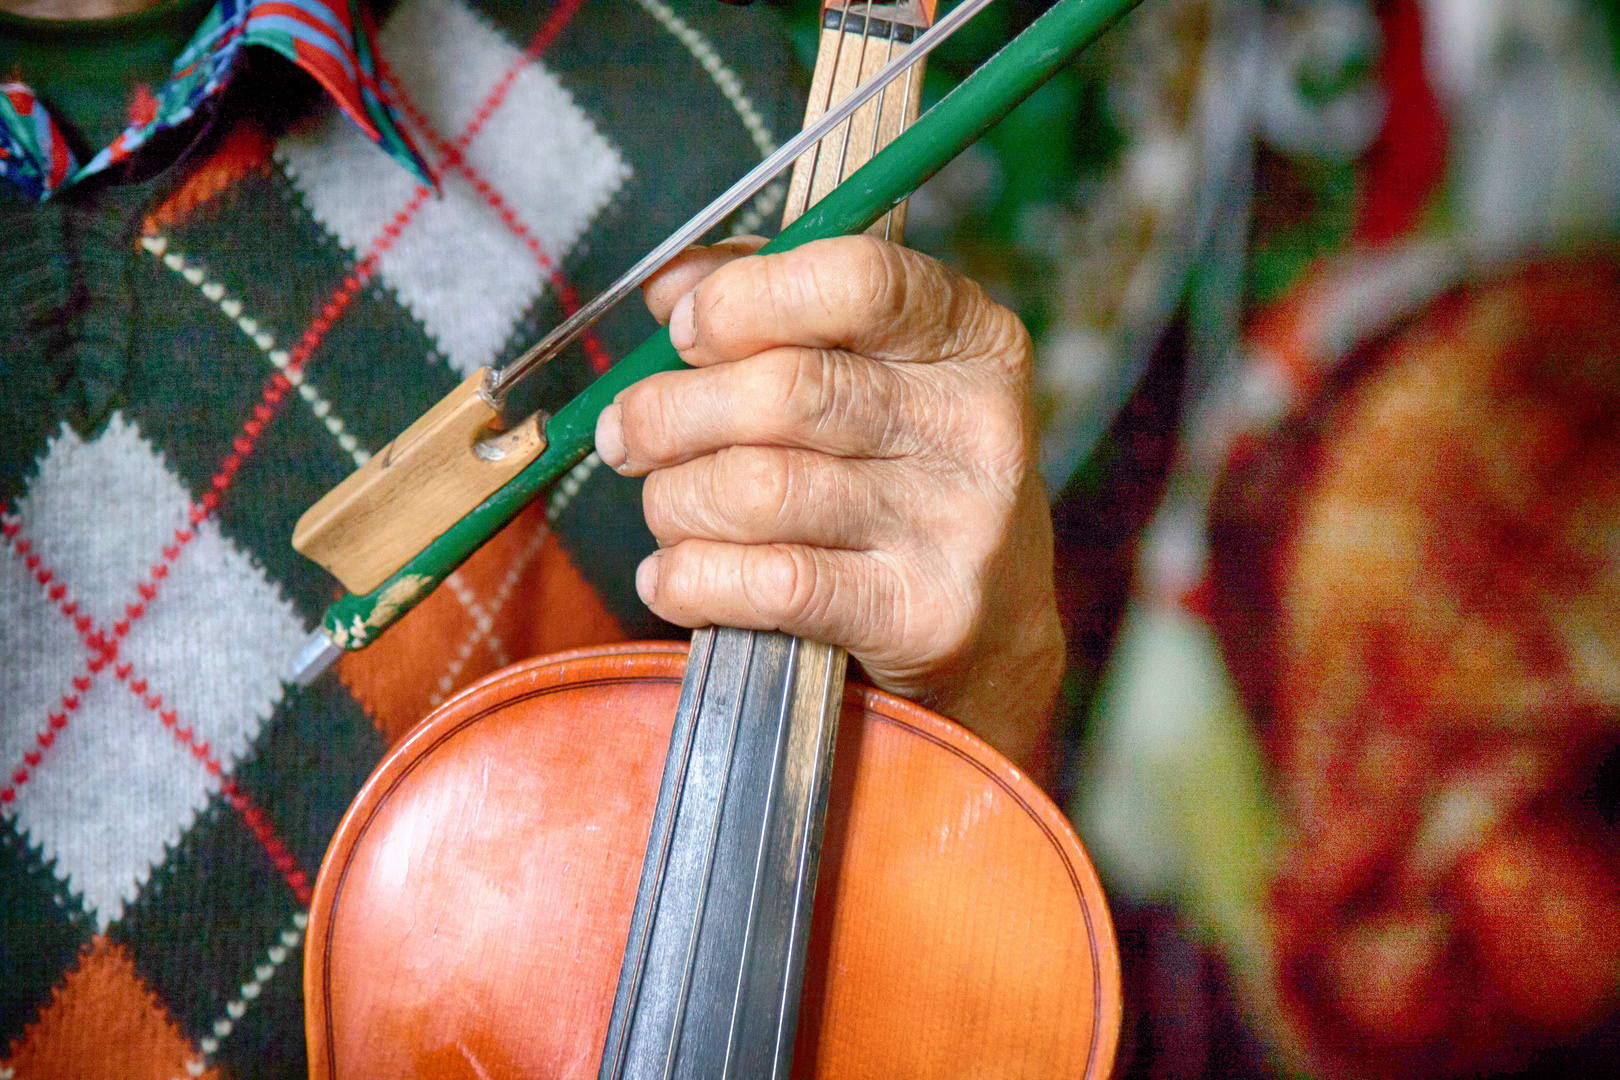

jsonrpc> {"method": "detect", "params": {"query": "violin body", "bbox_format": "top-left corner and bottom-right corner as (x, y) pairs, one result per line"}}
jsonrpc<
(306, 642), (1120, 1079)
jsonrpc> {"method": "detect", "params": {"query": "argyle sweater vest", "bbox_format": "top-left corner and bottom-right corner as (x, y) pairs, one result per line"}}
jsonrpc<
(0, 1), (801, 1074)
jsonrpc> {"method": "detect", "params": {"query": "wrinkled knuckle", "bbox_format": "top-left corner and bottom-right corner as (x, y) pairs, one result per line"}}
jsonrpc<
(826, 354), (877, 435)
(943, 581), (983, 648)
(814, 236), (901, 324)
(974, 394), (1030, 472)
(997, 306), (1035, 373)
(863, 238), (910, 325)
(897, 366), (967, 449)
(766, 350), (827, 431)
(757, 254), (801, 330)
(795, 351), (880, 446)
(978, 300), (1033, 376)
(843, 233), (893, 277)
(854, 558), (909, 656)
(725, 450), (794, 534)
(935, 613), (979, 667)
(942, 275), (1021, 365)
(743, 546), (811, 623)
(905, 564), (977, 656)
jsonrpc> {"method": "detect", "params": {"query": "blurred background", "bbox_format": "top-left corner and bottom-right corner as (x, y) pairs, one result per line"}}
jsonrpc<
(781, 0), (1620, 1075)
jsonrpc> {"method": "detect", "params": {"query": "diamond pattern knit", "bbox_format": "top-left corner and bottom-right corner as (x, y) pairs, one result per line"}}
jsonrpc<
(0, 1), (801, 1074)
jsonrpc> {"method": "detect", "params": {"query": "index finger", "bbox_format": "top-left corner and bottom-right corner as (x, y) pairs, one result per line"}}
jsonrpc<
(642, 236), (767, 324)
(674, 234), (1027, 373)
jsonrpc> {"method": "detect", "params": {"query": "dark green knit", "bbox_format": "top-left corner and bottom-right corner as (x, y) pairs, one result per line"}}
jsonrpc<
(0, 2), (802, 1073)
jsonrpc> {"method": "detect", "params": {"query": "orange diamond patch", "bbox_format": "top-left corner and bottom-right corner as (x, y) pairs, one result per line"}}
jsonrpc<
(339, 501), (627, 745)
(2, 936), (219, 1080)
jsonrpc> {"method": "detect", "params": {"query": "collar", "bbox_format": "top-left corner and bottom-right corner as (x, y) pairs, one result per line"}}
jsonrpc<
(0, 0), (431, 201)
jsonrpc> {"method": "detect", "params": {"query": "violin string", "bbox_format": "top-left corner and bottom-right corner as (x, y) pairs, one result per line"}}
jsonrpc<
(487, 0), (998, 400)
(719, 635), (804, 1080)
(606, 627), (722, 1080)
(662, 629), (759, 1080)
(769, 642), (840, 1076)
(640, 11), (911, 1071)
(796, 1), (852, 222)
(864, 9), (898, 165)
(830, 0), (880, 193)
(885, 42), (919, 242)
(865, 1), (901, 237)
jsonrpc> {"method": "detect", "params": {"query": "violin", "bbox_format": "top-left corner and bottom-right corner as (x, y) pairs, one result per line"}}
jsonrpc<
(305, 640), (1118, 1078)
(294, 0), (1137, 1074)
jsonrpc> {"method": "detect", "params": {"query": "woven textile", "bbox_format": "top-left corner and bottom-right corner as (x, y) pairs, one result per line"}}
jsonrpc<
(0, 0), (431, 202)
(0, 0), (801, 1074)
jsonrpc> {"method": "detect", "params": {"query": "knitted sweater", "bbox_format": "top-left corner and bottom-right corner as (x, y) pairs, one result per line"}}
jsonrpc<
(0, 1), (801, 1075)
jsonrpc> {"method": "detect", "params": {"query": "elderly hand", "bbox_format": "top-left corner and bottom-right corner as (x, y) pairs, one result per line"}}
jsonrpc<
(592, 235), (1064, 770)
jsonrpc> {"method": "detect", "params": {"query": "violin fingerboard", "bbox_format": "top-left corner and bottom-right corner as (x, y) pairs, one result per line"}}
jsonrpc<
(599, 628), (846, 1080)
(783, 2), (930, 238)
(602, 10), (930, 1074)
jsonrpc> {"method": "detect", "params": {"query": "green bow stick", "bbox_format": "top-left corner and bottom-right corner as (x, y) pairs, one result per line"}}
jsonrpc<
(292, 0), (1143, 683)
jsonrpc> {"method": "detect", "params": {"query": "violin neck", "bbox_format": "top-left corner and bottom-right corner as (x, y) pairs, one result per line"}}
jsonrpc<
(600, 8), (929, 1076)
(599, 628), (847, 1080)
(786, 0), (933, 238)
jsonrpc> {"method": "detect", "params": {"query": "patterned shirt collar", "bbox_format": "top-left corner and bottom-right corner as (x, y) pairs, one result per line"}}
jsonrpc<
(0, 0), (430, 201)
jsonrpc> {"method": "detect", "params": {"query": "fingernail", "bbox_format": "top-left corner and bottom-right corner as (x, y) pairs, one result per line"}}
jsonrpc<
(636, 553), (660, 606)
(596, 402), (627, 471)
(669, 290), (696, 351)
